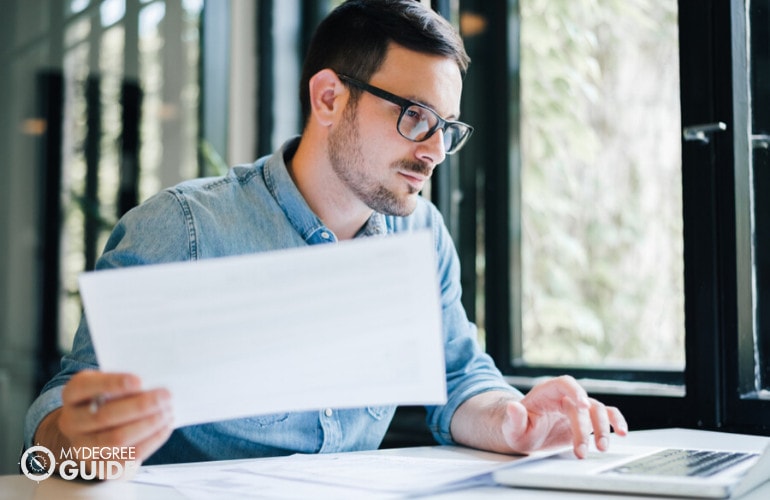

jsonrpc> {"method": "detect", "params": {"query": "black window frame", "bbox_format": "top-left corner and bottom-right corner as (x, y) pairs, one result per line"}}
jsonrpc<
(456, 0), (770, 434)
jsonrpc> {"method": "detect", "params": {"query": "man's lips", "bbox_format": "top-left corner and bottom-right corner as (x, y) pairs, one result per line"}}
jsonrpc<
(400, 171), (426, 181)
(399, 171), (428, 188)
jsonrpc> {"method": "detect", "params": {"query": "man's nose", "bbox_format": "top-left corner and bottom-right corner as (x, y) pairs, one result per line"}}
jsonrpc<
(416, 128), (447, 166)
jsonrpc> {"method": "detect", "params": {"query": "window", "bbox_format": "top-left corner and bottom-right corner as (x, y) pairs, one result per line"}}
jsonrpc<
(5, 0), (203, 379)
(458, 0), (685, 391)
(516, 0), (684, 371)
(56, 0), (203, 354)
(456, 0), (770, 433)
(0, 0), (203, 472)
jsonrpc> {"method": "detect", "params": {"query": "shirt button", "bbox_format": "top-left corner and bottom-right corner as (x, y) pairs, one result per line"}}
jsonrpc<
(324, 408), (333, 417)
(320, 231), (331, 240)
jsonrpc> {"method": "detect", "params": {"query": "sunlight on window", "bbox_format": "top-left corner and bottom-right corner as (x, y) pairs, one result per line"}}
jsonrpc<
(519, 0), (684, 369)
(100, 0), (125, 28)
(68, 0), (91, 15)
(57, 1), (202, 352)
(60, 38), (90, 352)
(139, 0), (201, 200)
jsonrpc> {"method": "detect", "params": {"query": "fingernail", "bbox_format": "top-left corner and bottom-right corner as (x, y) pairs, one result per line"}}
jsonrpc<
(577, 443), (588, 458)
(598, 437), (609, 450)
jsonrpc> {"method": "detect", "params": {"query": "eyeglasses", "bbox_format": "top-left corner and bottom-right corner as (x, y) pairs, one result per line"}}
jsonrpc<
(337, 73), (474, 155)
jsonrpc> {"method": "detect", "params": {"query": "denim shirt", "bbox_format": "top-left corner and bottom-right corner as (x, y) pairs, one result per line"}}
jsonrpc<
(24, 138), (519, 464)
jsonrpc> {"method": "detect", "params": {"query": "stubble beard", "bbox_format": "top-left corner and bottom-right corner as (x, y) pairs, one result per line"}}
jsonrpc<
(327, 104), (428, 217)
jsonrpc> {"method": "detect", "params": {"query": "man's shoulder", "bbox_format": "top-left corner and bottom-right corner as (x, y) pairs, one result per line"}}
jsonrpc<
(170, 159), (267, 197)
(115, 157), (271, 233)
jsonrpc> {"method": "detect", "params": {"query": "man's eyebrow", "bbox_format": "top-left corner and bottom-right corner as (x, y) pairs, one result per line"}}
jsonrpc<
(408, 95), (460, 121)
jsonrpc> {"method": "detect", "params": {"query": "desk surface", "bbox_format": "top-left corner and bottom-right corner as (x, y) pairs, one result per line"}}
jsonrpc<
(4, 428), (770, 499)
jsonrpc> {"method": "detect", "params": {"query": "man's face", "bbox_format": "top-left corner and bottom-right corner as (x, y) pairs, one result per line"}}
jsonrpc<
(327, 44), (464, 216)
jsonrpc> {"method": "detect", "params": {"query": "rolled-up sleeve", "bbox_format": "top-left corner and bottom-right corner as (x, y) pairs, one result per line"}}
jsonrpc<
(423, 208), (521, 445)
(23, 315), (99, 448)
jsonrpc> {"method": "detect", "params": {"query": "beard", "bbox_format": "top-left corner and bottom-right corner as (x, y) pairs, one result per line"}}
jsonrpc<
(327, 103), (430, 217)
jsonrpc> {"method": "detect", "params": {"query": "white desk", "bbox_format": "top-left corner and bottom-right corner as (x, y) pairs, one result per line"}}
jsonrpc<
(4, 428), (770, 499)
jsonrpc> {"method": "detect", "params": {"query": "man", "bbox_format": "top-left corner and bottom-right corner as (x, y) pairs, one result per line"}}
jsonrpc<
(25, 0), (626, 472)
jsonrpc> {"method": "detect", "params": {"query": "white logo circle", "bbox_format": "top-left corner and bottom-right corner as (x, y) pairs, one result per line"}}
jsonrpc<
(20, 445), (56, 482)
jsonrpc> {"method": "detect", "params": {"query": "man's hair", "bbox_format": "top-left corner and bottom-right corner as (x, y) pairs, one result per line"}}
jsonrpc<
(299, 0), (470, 125)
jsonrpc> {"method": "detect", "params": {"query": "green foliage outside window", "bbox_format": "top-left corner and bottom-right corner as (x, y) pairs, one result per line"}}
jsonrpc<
(519, 0), (684, 368)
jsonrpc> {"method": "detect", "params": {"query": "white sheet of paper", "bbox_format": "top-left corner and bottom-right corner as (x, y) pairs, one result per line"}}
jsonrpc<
(134, 446), (550, 498)
(79, 231), (446, 428)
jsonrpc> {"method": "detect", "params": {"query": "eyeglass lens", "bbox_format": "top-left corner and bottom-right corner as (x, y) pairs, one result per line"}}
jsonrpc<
(399, 104), (469, 154)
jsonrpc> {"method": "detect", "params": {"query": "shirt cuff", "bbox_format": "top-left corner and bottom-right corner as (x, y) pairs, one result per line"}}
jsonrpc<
(23, 384), (65, 449)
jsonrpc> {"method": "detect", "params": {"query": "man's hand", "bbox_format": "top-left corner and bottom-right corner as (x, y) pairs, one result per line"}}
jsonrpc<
(450, 375), (627, 458)
(501, 375), (627, 458)
(35, 370), (174, 475)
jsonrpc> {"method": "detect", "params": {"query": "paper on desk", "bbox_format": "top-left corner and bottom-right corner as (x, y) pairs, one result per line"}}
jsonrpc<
(79, 231), (446, 428)
(134, 447), (549, 498)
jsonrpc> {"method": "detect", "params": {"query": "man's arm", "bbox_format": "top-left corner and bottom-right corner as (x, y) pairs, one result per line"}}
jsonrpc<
(33, 371), (174, 468)
(449, 376), (627, 458)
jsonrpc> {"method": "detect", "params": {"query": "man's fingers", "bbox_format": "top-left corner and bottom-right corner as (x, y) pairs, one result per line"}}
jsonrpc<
(53, 371), (175, 479)
(58, 370), (173, 452)
(561, 395), (592, 458)
(130, 418), (176, 463)
(90, 400), (174, 453)
(510, 376), (629, 458)
(588, 399), (611, 451)
(607, 405), (629, 436)
(585, 400), (629, 453)
(525, 375), (590, 413)
(77, 388), (172, 434)
(61, 371), (142, 406)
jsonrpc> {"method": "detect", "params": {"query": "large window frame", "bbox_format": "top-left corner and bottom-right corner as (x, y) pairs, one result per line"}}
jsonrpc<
(458, 0), (770, 434)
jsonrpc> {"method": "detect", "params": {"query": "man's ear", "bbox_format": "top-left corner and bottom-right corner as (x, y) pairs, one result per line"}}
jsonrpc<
(307, 69), (348, 127)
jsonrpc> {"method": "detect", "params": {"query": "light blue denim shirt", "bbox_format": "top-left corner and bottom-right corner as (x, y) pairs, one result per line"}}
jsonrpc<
(24, 138), (519, 464)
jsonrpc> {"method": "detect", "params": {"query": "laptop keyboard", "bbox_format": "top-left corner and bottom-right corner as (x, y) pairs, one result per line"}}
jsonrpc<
(605, 449), (758, 477)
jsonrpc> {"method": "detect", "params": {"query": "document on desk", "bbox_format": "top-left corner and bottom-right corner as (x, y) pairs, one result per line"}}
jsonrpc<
(79, 231), (446, 428)
(134, 446), (554, 499)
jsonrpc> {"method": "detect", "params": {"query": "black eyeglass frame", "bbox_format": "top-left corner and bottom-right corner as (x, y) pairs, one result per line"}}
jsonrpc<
(336, 73), (474, 155)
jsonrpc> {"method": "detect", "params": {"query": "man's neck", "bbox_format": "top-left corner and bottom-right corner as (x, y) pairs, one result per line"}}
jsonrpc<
(287, 136), (373, 241)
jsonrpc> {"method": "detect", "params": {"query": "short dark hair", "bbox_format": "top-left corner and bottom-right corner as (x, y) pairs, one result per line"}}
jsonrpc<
(299, 0), (470, 125)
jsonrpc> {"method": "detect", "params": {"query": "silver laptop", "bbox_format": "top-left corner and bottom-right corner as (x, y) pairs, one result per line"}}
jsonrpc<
(493, 443), (770, 498)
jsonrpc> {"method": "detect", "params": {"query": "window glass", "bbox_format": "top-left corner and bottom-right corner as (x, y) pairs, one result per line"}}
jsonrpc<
(58, 0), (202, 351)
(518, 0), (684, 369)
(139, 0), (202, 200)
(59, 30), (91, 352)
(100, 0), (125, 27)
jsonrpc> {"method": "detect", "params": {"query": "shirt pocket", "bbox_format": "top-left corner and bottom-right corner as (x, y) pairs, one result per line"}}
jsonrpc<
(366, 405), (395, 421)
(245, 413), (290, 428)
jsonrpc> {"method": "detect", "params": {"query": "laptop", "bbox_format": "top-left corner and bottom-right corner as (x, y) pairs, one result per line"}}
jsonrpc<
(493, 442), (770, 498)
